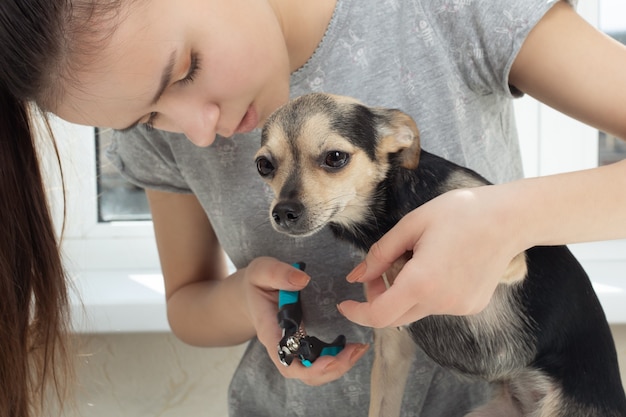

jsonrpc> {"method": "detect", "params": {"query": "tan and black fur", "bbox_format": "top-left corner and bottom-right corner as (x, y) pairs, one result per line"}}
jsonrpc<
(255, 93), (626, 417)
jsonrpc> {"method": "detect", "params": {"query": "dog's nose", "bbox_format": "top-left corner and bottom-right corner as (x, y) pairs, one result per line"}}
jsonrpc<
(272, 201), (304, 228)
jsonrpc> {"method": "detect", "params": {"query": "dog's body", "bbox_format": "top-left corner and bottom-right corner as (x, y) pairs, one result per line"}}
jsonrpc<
(255, 93), (626, 416)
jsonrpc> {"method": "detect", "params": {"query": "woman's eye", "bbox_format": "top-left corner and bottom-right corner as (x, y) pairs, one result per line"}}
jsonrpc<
(256, 156), (275, 177)
(323, 151), (349, 169)
(178, 52), (201, 86)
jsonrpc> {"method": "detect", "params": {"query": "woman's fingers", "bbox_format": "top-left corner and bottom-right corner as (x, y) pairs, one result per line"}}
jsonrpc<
(244, 257), (369, 385)
(267, 342), (370, 386)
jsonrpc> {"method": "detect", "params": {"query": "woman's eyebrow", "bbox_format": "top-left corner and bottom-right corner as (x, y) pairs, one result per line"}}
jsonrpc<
(152, 49), (177, 105)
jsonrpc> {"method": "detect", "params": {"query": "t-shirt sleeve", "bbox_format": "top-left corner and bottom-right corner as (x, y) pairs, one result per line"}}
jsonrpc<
(106, 125), (192, 194)
(422, 0), (576, 97)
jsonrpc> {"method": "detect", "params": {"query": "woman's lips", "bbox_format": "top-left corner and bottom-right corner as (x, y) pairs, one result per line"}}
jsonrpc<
(234, 106), (259, 134)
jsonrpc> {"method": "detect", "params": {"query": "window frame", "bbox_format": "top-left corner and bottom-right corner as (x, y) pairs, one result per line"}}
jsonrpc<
(53, 121), (159, 272)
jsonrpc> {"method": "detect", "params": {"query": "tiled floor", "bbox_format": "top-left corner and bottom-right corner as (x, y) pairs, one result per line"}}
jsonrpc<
(56, 333), (245, 417)
(53, 325), (626, 416)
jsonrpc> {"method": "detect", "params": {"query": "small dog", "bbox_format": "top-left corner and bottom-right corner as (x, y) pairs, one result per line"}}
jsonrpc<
(255, 93), (626, 417)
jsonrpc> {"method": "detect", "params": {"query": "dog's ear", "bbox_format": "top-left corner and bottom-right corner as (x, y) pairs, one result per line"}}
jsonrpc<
(375, 109), (421, 170)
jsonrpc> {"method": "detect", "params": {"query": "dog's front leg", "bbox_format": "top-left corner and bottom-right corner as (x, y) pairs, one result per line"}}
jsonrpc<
(368, 326), (417, 417)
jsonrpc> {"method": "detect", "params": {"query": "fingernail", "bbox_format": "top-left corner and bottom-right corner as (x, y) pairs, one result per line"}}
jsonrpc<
(347, 262), (366, 283)
(336, 303), (348, 318)
(288, 270), (310, 287)
(350, 344), (370, 364)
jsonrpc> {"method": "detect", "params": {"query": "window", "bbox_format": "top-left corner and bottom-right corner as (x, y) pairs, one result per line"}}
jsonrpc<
(96, 128), (150, 222)
(50, 120), (160, 272)
(48, 118), (165, 333)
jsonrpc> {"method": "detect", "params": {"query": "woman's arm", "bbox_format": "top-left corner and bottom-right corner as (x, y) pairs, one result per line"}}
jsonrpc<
(339, 1), (626, 327)
(491, 0), (626, 246)
(147, 188), (252, 346)
(510, 1), (626, 140)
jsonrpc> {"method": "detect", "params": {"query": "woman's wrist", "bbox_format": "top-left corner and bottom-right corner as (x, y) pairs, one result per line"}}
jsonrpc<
(492, 160), (626, 253)
(166, 269), (256, 347)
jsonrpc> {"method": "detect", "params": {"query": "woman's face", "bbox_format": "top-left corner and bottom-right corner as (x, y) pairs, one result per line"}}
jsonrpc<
(55, 0), (292, 146)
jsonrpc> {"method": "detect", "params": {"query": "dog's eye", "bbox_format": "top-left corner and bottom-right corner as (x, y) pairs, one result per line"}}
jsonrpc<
(323, 151), (349, 169)
(255, 156), (275, 177)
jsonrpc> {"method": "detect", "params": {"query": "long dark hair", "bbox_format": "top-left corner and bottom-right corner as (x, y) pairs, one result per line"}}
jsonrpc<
(0, 1), (122, 415)
(0, 88), (70, 417)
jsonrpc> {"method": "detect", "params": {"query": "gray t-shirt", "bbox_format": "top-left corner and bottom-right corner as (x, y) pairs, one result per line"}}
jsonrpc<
(108, 1), (571, 415)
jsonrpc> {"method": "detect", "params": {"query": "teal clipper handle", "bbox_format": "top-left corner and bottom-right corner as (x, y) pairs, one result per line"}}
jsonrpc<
(277, 262), (346, 367)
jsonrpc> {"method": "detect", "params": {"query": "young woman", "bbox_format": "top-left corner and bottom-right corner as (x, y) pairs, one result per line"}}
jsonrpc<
(2, 0), (626, 416)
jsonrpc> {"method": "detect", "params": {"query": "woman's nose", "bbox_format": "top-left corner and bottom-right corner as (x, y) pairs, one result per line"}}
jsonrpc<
(162, 102), (221, 147)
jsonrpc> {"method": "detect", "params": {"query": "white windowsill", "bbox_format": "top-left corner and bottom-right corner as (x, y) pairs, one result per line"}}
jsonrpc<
(69, 258), (626, 334)
(70, 270), (169, 333)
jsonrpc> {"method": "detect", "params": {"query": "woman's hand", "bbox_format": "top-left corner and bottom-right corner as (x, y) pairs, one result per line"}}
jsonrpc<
(338, 186), (524, 328)
(243, 257), (369, 386)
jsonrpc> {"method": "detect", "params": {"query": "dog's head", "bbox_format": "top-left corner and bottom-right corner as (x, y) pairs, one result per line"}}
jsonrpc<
(255, 93), (421, 237)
